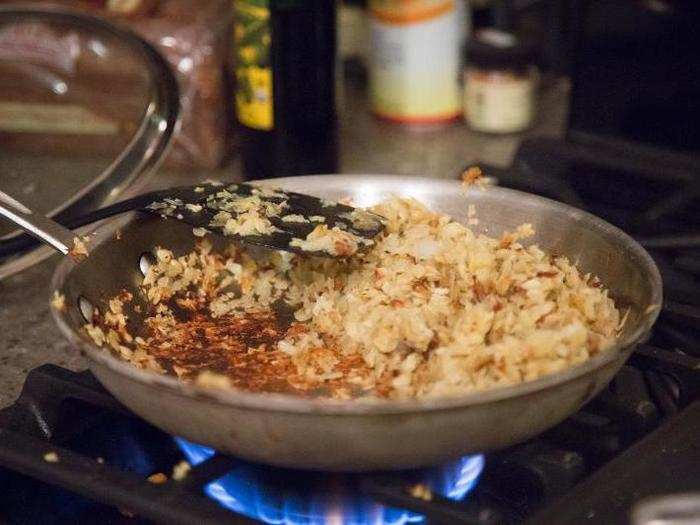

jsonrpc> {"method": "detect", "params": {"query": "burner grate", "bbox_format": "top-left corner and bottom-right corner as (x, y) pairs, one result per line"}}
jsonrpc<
(0, 366), (251, 525)
(0, 428), (250, 525)
(0, 365), (499, 525)
(528, 398), (700, 524)
(1, 342), (697, 525)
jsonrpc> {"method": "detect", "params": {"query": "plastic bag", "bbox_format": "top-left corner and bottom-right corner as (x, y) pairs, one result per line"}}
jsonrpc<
(0, 0), (233, 169)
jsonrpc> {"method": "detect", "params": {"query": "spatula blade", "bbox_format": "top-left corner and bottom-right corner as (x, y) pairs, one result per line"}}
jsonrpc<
(142, 182), (385, 258)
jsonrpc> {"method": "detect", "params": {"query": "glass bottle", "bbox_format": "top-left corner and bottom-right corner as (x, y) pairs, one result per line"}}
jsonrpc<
(233, 0), (337, 180)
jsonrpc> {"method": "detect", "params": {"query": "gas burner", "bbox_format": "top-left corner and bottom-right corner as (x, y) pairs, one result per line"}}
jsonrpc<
(176, 438), (484, 525)
(0, 366), (499, 524)
(1, 337), (699, 525)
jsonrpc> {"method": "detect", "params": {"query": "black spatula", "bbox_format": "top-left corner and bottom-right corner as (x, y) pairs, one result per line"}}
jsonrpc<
(0, 182), (385, 258)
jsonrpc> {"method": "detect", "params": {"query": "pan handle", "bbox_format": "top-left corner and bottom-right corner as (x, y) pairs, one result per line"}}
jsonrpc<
(0, 190), (75, 256)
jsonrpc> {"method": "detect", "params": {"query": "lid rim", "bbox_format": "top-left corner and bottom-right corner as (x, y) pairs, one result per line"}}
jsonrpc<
(0, 5), (180, 280)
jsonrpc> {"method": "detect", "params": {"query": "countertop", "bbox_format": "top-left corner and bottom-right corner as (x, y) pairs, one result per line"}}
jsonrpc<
(0, 78), (569, 408)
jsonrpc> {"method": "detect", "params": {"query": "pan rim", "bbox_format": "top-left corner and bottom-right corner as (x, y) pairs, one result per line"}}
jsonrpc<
(50, 175), (663, 415)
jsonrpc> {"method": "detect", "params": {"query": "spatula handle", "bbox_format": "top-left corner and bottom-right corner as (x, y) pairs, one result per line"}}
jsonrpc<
(0, 192), (161, 258)
(0, 190), (76, 256)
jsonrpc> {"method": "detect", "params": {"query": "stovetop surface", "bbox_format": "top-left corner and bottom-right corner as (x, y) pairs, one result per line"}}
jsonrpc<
(1, 136), (699, 524)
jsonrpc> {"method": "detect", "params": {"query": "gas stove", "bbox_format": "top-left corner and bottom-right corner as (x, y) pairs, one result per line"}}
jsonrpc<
(0, 136), (699, 524)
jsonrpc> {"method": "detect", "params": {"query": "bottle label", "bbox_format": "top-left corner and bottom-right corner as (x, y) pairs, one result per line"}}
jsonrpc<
(368, 0), (468, 124)
(464, 70), (535, 133)
(234, 0), (273, 130)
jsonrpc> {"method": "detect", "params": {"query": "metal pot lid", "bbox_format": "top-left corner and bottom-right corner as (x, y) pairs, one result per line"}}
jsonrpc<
(0, 5), (179, 279)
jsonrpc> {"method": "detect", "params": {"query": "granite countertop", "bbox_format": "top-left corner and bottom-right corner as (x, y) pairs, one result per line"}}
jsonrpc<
(0, 78), (569, 408)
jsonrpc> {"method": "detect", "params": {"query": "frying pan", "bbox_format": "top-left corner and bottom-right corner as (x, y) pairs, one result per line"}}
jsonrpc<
(45, 175), (661, 471)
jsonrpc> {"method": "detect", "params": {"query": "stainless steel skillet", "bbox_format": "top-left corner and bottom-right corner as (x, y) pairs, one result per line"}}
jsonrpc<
(47, 175), (661, 472)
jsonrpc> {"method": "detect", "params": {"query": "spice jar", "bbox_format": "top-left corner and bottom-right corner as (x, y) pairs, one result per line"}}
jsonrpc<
(463, 29), (538, 134)
(368, 0), (469, 128)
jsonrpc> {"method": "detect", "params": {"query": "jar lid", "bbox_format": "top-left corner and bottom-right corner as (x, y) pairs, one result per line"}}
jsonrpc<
(0, 6), (179, 280)
(465, 29), (536, 69)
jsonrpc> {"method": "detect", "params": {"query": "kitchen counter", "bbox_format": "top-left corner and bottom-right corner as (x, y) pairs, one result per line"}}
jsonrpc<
(0, 78), (569, 408)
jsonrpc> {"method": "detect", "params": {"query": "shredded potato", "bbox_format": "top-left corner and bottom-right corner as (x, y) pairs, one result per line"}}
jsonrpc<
(85, 197), (620, 400)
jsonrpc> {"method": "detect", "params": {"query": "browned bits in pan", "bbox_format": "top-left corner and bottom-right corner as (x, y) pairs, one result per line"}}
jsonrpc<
(84, 197), (621, 401)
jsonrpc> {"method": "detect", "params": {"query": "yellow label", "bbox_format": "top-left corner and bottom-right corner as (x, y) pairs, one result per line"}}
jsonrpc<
(234, 0), (273, 130)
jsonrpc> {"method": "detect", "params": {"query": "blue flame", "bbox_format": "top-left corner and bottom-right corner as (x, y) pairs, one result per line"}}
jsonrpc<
(176, 437), (484, 525)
